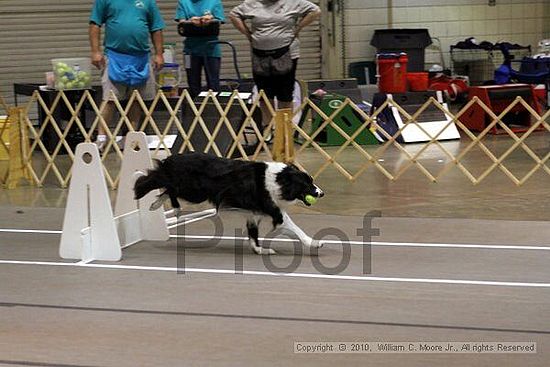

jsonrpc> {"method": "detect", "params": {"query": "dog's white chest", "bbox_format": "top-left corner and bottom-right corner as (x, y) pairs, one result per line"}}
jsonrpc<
(264, 162), (286, 204)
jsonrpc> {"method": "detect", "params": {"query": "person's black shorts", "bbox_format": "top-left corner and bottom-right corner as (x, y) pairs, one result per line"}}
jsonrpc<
(253, 59), (298, 102)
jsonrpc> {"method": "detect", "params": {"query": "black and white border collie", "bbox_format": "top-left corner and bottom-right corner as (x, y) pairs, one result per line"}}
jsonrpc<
(134, 153), (324, 255)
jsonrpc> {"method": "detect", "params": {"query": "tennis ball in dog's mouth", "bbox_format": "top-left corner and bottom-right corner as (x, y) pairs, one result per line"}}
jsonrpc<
(304, 195), (317, 205)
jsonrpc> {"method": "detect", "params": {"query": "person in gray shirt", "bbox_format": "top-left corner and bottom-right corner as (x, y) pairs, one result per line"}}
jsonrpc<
(229, 0), (320, 130)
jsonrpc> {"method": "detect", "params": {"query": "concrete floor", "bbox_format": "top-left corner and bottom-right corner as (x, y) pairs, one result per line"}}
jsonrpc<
(1, 132), (550, 366)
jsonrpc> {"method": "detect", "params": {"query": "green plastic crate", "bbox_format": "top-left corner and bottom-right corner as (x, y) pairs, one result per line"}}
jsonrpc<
(310, 93), (378, 146)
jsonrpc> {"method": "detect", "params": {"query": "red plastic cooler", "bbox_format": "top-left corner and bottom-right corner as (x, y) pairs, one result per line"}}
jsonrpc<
(377, 53), (408, 93)
(407, 72), (429, 91)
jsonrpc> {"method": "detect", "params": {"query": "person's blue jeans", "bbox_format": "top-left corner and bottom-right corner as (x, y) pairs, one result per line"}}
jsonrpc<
(185, 54), (221, 99)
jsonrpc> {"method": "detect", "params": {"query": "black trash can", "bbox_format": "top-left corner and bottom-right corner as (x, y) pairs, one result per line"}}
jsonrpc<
(370, 29), (432, 72)
(348, 61), (377, 85)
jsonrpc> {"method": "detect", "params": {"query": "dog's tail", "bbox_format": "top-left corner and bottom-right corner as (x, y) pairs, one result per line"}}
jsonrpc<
(134, 162), (167, 200)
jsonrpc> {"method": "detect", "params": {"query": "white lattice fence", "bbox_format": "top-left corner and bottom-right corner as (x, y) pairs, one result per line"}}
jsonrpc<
(1, 90), (549, 188)
(14, 89), (273, 188)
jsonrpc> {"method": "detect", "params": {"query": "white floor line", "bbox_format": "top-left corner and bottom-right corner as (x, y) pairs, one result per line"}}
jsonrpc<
(0, 229), (63, 234)
(170, 234), (550, 252)
(76, 259), (93, 265)
(0, 259), (549, 288)
(2, 227), (550, 252)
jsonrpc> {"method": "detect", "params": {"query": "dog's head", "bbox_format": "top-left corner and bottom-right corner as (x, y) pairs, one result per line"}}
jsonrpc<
(276, 164), (324, 206)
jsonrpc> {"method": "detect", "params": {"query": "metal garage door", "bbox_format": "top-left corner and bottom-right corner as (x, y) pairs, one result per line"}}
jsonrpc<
(0, 0), (321, 107)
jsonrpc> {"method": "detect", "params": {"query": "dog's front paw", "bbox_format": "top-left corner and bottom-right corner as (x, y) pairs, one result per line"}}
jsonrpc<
(303, 238), (323, 248)
(149, 198), (164, 211)
(253, 246), (277, 255)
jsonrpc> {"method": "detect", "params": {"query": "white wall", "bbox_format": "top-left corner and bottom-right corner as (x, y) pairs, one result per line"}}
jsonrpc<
(344, 0), (550, 72)
(545, 0), (550, 34)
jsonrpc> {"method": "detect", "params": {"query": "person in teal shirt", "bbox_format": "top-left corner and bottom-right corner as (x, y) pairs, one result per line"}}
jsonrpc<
(175, 0), (225, 98)
(89, 0), (165, 151)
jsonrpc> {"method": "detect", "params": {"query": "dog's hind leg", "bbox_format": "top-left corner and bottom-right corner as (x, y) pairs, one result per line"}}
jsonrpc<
(278, 212), (322, 249)
(247, 219), (276, 255)
(168, 194), (183, 216)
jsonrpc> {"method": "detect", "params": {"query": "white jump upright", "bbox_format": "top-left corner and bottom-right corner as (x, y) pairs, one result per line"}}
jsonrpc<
(59, 143), (122, 261)
(114, 132), (169, 244)
(59, 132), (169, 262)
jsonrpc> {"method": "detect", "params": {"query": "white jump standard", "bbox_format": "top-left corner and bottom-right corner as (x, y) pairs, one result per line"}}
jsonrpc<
(59, 132), (170, 262)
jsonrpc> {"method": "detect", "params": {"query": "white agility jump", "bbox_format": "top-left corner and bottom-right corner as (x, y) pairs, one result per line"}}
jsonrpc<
(59, 132), (214, 262)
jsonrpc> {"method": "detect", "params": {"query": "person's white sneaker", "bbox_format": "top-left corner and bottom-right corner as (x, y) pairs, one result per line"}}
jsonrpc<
(116, 136), (125, 151)
(94, 135), (107, 153)
(94, 135), (126, 153)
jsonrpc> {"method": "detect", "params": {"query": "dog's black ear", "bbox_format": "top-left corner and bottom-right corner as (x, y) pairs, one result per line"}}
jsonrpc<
(288, 164), (314, 183)
(134, 173), (161, 200)
(277, 166), (309, 201)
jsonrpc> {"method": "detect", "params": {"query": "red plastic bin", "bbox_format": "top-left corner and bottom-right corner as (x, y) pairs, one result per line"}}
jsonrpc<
(407, 72), (429, 91)
(377, 53), (408, 93)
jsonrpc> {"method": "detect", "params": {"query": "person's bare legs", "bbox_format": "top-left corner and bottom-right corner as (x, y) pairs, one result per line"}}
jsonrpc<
(117, 100), (143, 150)
(96, 100), (142, 151)
(260, 98), (275, 137)
(95, 101), (115, 150)
(260, 99), (293, 141)
(127, 101), (143, 130)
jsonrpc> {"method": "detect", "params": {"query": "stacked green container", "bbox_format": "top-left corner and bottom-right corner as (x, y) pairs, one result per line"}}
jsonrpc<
(310, 93), (378, 146)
